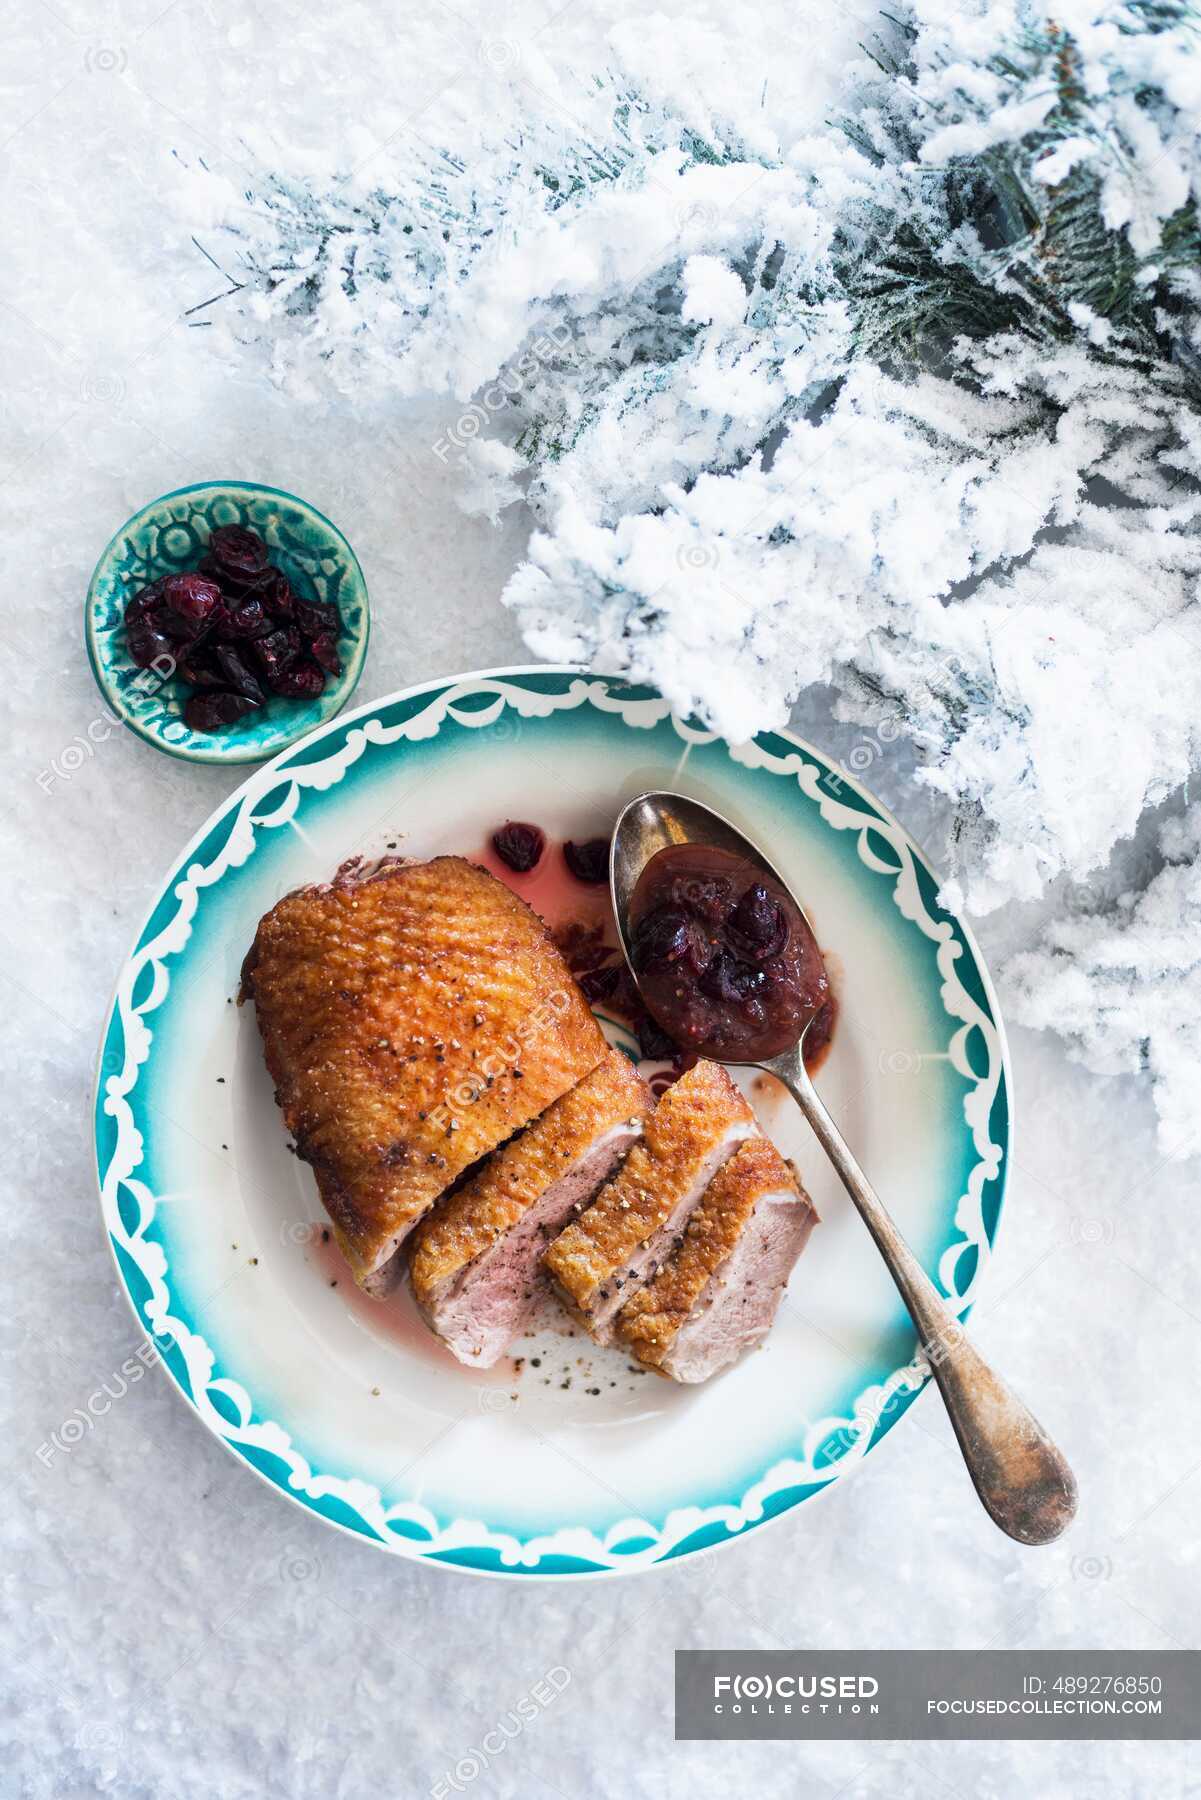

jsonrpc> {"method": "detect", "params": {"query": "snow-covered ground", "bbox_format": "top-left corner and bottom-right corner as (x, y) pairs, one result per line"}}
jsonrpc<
(3, 3), (1199, 1796)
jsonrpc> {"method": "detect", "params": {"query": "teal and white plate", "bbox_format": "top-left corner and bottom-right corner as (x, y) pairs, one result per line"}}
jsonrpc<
(94, 668), (1010, 1577)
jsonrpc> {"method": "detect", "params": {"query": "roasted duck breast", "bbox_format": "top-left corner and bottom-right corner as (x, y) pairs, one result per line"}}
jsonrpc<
(614, 1137), (817, 1382)
(242, 856), (607, 1292)
(542, 1059), (757, 1342)
(409, 1049), (651, 1366)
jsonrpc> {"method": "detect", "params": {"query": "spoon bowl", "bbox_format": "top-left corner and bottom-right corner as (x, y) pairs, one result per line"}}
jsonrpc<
(611, 791), (800, 937)
(612, 792), (831, 1065)
(610, 789), (1078, 1547)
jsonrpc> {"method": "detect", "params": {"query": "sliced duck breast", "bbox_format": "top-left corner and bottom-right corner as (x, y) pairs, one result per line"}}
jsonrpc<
(542, 1059), (757, 1343)
(409, 1050), (651, 1366)
(615, 1137), (818, 1383)
(242, 855), (607, 1295)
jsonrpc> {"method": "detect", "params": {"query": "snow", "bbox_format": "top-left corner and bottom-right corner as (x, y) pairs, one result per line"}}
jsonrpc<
(180, 0), (1201, 1144)
(5, 2), (1201, 1794)
(679, 254), (749, 327)
(197, 0), (1201, 937)
(1004, 805), (1201, 1159)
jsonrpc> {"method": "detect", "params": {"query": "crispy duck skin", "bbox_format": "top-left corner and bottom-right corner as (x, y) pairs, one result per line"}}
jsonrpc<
(542, 1059), (757, 1342)
(615, 1137), (818, 1382)
(242, 855), (607, 1292)
(409, 1049), (652, 1365)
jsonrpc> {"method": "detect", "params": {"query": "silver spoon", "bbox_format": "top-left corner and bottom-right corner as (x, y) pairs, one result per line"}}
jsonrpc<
(611, 790), (1077, 1546)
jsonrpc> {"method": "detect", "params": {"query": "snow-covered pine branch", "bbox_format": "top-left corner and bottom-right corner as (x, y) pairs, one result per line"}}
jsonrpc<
(191, 0), (1201, 1136)
(1004, 803), (1201, 1158)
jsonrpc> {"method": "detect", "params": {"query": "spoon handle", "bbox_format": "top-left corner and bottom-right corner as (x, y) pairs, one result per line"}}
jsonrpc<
(771, 1052), (1077, 1546)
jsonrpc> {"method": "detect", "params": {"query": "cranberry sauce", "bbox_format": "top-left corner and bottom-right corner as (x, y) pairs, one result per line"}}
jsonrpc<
(626, 843), (832, 1062)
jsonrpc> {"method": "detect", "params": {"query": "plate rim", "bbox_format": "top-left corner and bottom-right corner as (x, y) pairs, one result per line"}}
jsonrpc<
(83, 477), (371, 766)
(93, 662), (1013, 1579)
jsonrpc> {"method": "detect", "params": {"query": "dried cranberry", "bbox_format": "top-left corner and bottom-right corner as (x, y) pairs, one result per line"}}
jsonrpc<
(215, 644), (265, 704)
(223, 597), (271, 639)
(207, 524), (268, 579)
(269, 658), (326, 699)
(578, 963), (620, 1003)
(177, 649), (223, 687)
(492, 821), (545, 873)
(197, 554), (265, 598)
(252, 627), (300, 681)
(637, 1013), (679, 1060)
(309, 631), (342, 675)
(727, 882), (788, 959)
(123, 580), (165, 626)
(258, 568), (294, 617)
(159, 571), (223, 638)
(295, 596), (340, 638)
(631, 907), (706, 975)
(121, 526), (348, 733)
(127, 622), (174, 669)
(156, 610), (198, 643)
(564, 837), (610, 884)
(631, 908), (688, 969)
(184, 690), (261, 731)
(700, 949), (767, 1005)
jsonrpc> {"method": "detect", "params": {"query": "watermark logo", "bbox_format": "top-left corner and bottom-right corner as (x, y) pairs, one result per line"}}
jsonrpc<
(80, 371), (127, 405)
(75, 1720), (125, 1756)
(36, 655), (178, 795)
(675, 542), (720, 573)
(36, 1333), (176, 1467)
(677, 200), (719, 232)
(1070, 1554), (1114, 1582)
(426, 989), (574, 1138)
(477, 1386), (517, 1415)
(1068, 1216), (1115, 1247)
(478, 38), (520, 70)
(430, 1666), (571, 1795)
(84, 45), (127, 74)
(280, 1220), (322, 1247)
(922, 1321), (967, 1369)
(432, 326), (573, 462)
(278, 1548), (323, 1585)
(878, 1049), (925, 1075)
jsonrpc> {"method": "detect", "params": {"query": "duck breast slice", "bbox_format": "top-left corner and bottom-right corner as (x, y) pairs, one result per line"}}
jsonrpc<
(542, 1060), (757, 1343)
(410, 1049), (651, 1366)
(615, 1137), (818, 1383)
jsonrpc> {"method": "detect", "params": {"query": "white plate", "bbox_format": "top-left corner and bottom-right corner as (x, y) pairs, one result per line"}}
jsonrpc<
(94, 667), (1010, 1577)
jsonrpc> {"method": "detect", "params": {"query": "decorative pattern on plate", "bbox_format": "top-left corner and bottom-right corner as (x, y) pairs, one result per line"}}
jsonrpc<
(94, 669), (1010, 1577)
(85, 479), (369, 765)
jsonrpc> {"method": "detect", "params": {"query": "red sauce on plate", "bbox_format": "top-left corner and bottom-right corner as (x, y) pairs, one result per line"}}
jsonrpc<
(478, 826), (836, 1074)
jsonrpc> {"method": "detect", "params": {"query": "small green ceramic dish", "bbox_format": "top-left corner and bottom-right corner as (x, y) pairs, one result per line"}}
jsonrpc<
(85, 480), (370, 765)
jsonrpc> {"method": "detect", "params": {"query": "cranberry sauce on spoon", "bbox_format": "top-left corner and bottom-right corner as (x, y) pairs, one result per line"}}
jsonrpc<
(626, 843), (833, 1062)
